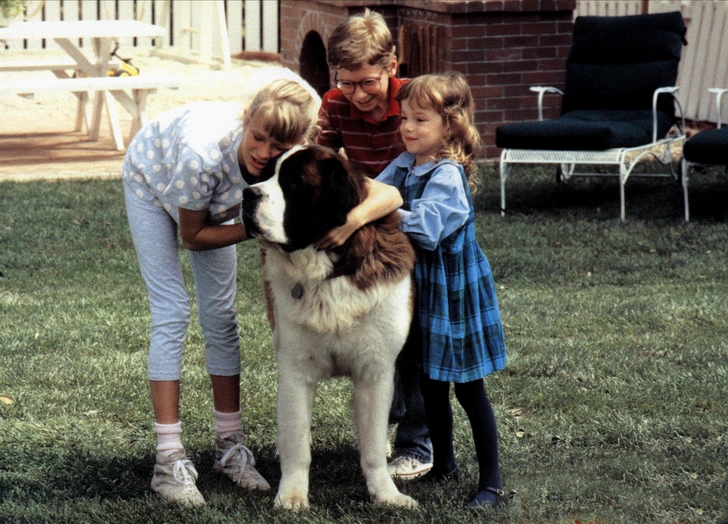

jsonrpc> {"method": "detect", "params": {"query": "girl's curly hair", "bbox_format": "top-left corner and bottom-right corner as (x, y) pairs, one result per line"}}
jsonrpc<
(396, 72), (482, 193)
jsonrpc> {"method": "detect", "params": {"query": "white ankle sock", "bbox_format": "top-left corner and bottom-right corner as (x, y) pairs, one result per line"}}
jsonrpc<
(154, 421), (184, 456)
(213, 408), (242, 440)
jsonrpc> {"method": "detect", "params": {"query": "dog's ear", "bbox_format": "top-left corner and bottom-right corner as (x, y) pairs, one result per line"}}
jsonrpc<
(318, 154), (362, 226)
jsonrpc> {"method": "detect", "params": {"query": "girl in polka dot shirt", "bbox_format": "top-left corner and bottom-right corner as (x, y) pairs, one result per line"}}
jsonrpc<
(123, 79), (322, 505)
(123, 78), (405, 506)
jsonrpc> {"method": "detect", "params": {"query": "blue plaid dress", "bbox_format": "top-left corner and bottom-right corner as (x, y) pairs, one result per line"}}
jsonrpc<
(377, 153), (506, 382)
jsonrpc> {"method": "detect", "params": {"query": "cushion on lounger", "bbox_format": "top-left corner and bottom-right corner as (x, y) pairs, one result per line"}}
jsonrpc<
(495, 109), (675, 151)
(683, 126), (728, 165)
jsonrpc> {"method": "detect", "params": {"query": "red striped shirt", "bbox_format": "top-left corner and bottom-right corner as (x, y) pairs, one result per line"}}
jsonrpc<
(315, 77), (407, 179)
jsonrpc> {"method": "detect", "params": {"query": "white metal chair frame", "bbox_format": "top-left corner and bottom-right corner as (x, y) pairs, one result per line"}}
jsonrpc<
(680, 88), (728, 222)
(500, 85), (686, 221)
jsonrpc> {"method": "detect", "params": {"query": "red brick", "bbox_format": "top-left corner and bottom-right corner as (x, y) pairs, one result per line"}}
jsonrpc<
(501, 108), (541, 122)
(487, 96), (527, 110)
(502, 59), (538, 73)
(523, 46), (557, 59)
(470, 58), (502, 73)
(540, 34), (572, 47)
(538, 58), (568, 71)
(523, 70), (565, 85)
(521, 21), (558, 35)
(451, 37), (468, 50)
(503, 35), (537, 48)
(486, 47), (523, 61)
(455, 50), (488, 63)
(480, 109), (506, 123)
(486, 72), (523, 85)
(451, 24), (487, 38)
(485, 22), (524, 37)
(471, 85), (505, 99)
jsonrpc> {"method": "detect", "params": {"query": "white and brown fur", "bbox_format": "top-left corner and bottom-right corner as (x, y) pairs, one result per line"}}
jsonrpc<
(242, 145), (417, 510)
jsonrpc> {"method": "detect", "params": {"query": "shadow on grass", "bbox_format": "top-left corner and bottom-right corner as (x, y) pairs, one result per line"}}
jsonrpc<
(0, 443), (384, 506)
(476, 163), (728, 224)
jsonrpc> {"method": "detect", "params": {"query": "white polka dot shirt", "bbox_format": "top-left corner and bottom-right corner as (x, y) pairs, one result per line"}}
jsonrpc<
(122, 101), (247, 224)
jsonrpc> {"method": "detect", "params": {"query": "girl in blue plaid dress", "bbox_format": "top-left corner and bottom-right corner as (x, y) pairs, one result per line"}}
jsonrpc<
(376, 72), (507, 508)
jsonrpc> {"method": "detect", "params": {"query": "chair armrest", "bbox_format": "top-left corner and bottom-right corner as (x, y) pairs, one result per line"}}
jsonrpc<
(652, 86), (683, 142)
(529, 86), (564, 121)
(708, 88), (728, 127)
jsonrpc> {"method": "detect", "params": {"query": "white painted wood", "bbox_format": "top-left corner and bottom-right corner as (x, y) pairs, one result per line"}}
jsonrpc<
(227, 0), (244, 53)
(244, 0), (261, 51)
(262, 0), (278, 53)
(216, 0), (232, 66)
(0, 74), (181, 94)
(0, 0), (274, 56)
(117, 0), (136, 48)
(0, 58), (119, 71)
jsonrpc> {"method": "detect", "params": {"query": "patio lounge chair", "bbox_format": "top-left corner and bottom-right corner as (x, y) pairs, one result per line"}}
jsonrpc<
(496, 11), (687, 220)
(681, 88), (728, 222)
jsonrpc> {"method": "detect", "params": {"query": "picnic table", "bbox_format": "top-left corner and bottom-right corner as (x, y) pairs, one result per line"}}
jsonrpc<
(0, 20), (181, 150)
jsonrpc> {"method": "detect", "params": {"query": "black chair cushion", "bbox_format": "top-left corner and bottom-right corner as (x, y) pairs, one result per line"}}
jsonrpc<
(683, 126), (728, 165)
(563, 12), (686, 117)
(495, 109), (675, 151)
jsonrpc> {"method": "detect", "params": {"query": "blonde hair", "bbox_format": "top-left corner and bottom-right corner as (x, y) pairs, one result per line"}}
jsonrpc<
(244, 78), (319, 145)
(396, 72), (482, 193)
(327, 8), (396, 71)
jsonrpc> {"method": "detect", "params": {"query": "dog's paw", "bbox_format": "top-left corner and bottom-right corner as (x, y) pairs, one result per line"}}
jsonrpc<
(274, 493), (310, 512)
(372, 491), (418, 509)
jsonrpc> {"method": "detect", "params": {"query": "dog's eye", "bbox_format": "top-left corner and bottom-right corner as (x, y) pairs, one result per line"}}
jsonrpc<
(281, 177), (298, 191)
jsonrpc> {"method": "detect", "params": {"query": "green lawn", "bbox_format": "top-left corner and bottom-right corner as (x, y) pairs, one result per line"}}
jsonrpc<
(1, 165), (727, 523)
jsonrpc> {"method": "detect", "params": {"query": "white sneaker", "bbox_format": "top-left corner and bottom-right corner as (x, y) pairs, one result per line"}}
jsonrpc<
(387, 454), (433, 481)
(150, 450), (206, 507)
(213, 433), (270, 490)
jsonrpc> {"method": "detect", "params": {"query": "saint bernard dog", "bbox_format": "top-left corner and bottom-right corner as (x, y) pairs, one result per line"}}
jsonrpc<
(242, 145), (417, 511)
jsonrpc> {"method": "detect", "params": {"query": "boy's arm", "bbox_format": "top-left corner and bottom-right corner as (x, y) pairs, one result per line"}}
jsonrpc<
(315, 178), (403, 250)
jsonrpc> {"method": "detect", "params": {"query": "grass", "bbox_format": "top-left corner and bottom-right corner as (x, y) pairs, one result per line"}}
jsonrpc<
(1, 164), (728, 523)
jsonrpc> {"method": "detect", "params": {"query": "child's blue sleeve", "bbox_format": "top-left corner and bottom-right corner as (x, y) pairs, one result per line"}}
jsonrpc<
(401, 164), (469, 251)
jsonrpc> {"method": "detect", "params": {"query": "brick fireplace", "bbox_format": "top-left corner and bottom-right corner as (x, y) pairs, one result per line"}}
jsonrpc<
(279, 0), (577, 159)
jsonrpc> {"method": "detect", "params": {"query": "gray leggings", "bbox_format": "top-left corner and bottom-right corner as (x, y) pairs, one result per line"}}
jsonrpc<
(124, 182), (240, 381)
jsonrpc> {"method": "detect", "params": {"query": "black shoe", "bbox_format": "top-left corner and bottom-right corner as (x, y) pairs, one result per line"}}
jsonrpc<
(417, 466), (460, 484)
(466, 486), (505, 508)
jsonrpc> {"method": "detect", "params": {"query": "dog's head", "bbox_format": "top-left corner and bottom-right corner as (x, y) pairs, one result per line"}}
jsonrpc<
(242, 145), (364, 252)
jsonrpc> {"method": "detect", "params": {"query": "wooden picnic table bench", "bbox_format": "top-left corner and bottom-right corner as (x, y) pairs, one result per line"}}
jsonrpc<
(0, 20), (179, 150)
(1, 75), (181, 142)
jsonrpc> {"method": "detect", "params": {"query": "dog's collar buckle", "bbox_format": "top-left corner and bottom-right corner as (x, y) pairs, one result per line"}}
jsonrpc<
(291, 283), (304, 299)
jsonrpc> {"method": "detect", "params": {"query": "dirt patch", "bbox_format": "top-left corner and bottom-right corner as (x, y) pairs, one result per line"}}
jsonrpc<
(0, 49), (294, 182)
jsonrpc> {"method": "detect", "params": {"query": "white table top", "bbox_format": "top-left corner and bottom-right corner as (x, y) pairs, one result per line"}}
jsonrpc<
(0, 20), (166, 40)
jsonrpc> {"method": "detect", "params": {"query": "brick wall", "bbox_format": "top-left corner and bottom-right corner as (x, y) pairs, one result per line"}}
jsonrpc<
(280, 0), (577, 159)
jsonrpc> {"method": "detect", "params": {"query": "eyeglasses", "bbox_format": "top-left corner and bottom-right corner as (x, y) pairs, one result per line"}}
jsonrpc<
(335, 69), (386, 96)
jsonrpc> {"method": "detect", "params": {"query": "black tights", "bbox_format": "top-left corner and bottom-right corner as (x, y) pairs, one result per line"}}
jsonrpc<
(420, 375), (502, 491)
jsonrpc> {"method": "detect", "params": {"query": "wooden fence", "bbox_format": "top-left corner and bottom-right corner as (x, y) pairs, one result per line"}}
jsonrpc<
(1, 0), (279, 63)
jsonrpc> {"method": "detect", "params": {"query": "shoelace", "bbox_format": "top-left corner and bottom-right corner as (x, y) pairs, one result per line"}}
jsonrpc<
(218, 442), (255, 478)
(173, 459), (199, 492)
